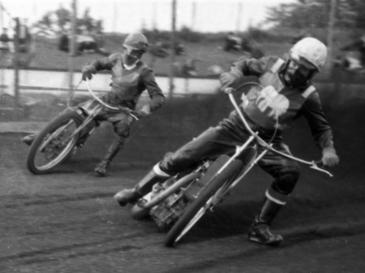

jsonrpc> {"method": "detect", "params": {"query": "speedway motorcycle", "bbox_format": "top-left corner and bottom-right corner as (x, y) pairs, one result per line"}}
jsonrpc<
(26, 80), (138, 174)
(128, 82), (333, 247)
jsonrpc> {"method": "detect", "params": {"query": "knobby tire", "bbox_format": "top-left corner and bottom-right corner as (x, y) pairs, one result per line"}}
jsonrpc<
(26, 110), (83, 174)
(165, 155), (244, 247)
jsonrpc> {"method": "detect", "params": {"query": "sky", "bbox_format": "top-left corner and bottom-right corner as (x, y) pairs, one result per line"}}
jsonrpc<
(0, 0), (295, 33)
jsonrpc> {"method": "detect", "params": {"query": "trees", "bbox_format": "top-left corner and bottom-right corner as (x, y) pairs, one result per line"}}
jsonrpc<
(266, 0), (365, 29)
(33, 5), (103, 37)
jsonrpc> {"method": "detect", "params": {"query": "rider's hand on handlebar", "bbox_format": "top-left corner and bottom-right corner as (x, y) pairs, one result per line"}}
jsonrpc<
(219, 72), (236, 90)
(135, 104), (151, 118)
(81, 65), (96, 81)
(321, 147), (340, 167)
(223, 87), (235, 94)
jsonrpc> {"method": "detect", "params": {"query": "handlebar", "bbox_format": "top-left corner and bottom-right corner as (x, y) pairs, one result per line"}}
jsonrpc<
(83, 79), (139, 121)
(226, 87), (333, 177)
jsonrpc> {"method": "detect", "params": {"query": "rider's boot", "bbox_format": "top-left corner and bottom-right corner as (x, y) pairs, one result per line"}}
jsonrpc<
(114, 163), (170, 206)
(94, 138), (124, 177)
(21, 133), (37, 146)
(248, 197), (284, 246)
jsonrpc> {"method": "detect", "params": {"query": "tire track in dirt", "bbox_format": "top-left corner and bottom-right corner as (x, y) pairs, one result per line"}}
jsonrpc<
(159, 222), (365, 273)
(1, 192), (114, 208)
(0, 231), (146, 264)
(283, 221), (365, 245)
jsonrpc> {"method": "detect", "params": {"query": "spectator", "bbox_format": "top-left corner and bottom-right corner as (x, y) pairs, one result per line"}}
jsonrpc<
(149, 41), (169, 58)
(0, 28), (11, 52)
(182, 58), (198, 77)
(223, 32), (242, 52)
(174, 42), (185, 55)
(207, 64), (224, 76)
(58, 31), (69, 52)
(341, 34), (365, 68)
(18, 19), (32, 53)
(152, 40), (184, 56)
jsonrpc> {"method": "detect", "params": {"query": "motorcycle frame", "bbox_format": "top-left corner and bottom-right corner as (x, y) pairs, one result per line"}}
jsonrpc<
(140, 85), (333, 213)
(207, 89), (333, 205)
(167, 87), (334, 245)
(46, 80), (139, 148)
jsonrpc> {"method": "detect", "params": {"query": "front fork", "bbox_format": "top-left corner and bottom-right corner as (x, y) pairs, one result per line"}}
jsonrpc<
(40, 104), (101, 151)
(209, 135), (270, 208)
(74, 104), (103, 145)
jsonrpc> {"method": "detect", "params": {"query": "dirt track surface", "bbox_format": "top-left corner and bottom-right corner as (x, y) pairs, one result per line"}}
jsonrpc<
(0, 131), (364, 273)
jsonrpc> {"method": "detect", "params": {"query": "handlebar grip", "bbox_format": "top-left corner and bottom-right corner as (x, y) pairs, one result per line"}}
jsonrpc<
(117, 106), (139, 121)
(224, 87), (235, 94)
(226, 85), (333, 178)
(129, 113), (139, 121)
(310, 160), (333, 177)
(314, 160), (324, 167)
(84, 79), (139, 120)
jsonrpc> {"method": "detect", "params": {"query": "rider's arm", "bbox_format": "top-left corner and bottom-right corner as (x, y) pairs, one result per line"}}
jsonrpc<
(301, 91), (335, 150)
(219, 56), (278, 88)
(141, 67), (166, 112)
(88, 53), (119, 72)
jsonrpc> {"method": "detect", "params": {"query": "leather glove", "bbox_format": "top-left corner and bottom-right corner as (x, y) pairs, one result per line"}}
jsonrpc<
(219, 72), (236, 90)
(81, 65), (96, 81)
(135, 104), (151, 118)
(321, 147), (339, 167)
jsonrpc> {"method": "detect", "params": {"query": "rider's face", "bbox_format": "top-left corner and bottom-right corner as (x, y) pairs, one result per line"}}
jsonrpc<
(123, 45), (145, 65)
(284, 55), (317, 85)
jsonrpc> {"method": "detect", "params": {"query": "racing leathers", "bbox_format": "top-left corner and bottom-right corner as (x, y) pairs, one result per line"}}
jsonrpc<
(158, 56), (335, 203)
(85, 52), (165, 116)
(115, 54), (338, 246)
(84, 52), (165, 175)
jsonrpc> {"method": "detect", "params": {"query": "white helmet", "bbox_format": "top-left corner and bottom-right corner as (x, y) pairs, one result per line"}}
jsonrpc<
(290, 37), (327, 71)
(123, 32), (149, 52)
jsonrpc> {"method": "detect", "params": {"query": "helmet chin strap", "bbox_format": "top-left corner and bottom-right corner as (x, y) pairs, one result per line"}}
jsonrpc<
(122, 53), (138, 70)
(281, 59), (314, 87)
(284, 72), (308, 87)
(124, 61), (137, 70)
(281, 60), (294, 86)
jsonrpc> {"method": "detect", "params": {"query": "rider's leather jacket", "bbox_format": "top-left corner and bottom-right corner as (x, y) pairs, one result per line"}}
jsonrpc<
(221, 55), (334, 150)
(87, 53), (165, 111)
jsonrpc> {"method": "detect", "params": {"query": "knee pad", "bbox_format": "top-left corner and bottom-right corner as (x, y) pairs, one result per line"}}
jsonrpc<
(115, 137), (126, 146)
(272, 170), (300, 195)
(159, 152), (179, 175)
(114, 122), (130, 138)
(160, 151), (197, 175)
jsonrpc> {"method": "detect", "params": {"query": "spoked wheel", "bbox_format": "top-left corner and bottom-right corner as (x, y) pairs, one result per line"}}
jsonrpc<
(165, 155), (245, 247)
(26, 110), (83, 174)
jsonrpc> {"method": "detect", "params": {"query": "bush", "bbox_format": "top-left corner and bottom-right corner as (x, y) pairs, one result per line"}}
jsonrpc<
(177, 26), (204, 43)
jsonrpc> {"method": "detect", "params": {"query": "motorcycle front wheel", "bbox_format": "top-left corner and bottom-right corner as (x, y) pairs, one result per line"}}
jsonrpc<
(26, 110), (84, 174)
(165, 155), (244, 247)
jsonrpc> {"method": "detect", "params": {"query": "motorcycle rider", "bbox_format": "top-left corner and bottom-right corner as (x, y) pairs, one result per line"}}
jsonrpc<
(22, 32), (165, 177)
(114, 37), (339, 246)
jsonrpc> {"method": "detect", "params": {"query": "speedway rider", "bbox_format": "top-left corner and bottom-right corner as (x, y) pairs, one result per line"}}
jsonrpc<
(114, 37), (339, 246)
(22, 32), (165, 177)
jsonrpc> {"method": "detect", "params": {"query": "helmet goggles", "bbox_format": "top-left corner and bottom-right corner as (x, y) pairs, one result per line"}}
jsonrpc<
(123, 44), (145, 59)
(288, 53), (318, 78)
